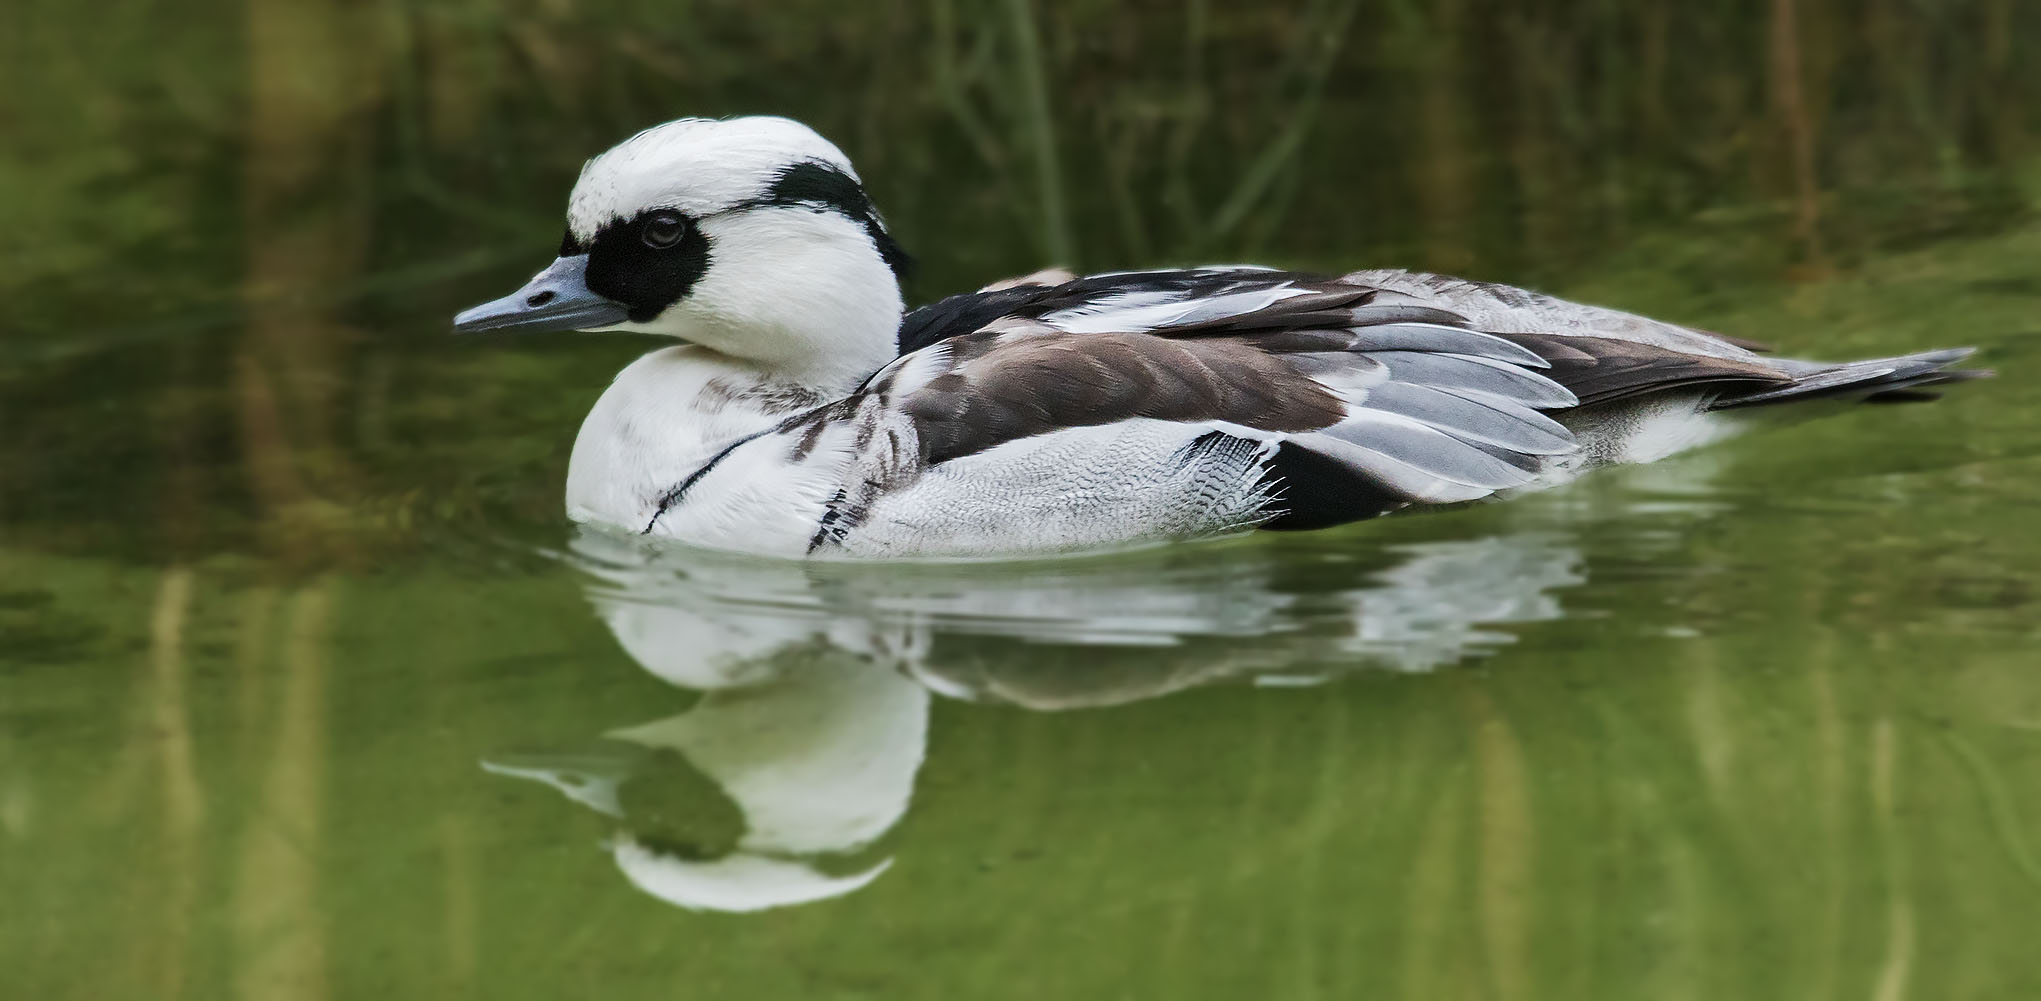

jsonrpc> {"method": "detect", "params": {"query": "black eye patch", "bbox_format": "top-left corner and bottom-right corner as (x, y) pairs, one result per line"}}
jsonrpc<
(582, 209), (712, 323)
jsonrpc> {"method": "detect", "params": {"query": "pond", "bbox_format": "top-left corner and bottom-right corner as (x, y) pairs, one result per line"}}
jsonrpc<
(4, 2), (2040, 998)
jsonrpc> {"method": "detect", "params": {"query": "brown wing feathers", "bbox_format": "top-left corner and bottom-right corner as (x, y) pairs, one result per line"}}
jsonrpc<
(897, 328), (1350, 465)
(1492, 331), (1788, 407)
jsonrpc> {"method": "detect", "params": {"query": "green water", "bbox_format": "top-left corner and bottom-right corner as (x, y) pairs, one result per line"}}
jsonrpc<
(5, 2), (2041, 998)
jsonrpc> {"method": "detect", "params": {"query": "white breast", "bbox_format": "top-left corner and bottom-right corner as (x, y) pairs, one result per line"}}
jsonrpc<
(566, 346), (822, 534)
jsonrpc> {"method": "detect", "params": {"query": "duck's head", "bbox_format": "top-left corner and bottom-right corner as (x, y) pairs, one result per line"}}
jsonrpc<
(454, 116), (910, 388)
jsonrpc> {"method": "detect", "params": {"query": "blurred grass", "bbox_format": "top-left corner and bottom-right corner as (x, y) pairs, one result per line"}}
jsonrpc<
(4, 0), (2039, 567)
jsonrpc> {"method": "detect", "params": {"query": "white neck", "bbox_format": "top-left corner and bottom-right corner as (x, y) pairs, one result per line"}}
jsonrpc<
(661, 208), (904, 396)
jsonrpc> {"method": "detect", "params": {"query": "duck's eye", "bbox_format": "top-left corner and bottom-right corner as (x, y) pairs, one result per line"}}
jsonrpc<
(641, 212), (687, 249)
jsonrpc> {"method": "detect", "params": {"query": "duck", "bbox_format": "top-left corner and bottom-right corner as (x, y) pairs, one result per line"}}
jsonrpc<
(453, 116), (1986, 559)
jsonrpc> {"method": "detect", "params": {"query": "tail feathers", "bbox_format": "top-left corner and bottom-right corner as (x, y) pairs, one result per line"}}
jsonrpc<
(1709, 348), (1991, 410)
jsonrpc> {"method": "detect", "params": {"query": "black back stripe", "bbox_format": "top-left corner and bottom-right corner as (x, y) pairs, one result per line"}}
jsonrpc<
(894, 268), (1333, 356)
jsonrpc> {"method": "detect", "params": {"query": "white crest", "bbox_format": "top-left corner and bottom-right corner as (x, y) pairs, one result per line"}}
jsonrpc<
(565, 116), (861, 241)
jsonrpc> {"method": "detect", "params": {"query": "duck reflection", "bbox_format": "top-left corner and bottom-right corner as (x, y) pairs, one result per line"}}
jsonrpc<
(485, 649), (923, 913)
(485, 526), (1584, 912)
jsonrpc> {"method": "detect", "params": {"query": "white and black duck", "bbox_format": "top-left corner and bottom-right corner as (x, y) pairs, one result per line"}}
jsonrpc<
(454, 116), (1986, 558)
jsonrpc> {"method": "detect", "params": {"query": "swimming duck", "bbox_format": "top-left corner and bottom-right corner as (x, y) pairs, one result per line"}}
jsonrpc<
(454, 116), (1984, 558)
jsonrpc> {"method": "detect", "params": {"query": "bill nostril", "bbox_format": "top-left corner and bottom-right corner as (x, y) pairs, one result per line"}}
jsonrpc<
(527, 290), (557, 307)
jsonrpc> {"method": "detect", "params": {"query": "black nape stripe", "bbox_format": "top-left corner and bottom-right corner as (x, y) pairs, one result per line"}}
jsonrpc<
(763, 161), (914, 280)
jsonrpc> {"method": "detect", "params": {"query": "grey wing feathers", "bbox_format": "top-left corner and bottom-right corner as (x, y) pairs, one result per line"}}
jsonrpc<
(1359, 351), (1582, 408)
(1306, 418), (1546, 497)
(1338, 270), (1988, 408)
(1338, 268), (1768, 363)
(880, 269), (1594, 518)
(870, 266), (1986, 532)
(1358, 382), (1575, 455)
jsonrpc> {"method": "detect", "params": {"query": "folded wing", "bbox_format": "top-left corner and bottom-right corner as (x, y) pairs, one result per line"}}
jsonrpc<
(873, 269), (1649, 525)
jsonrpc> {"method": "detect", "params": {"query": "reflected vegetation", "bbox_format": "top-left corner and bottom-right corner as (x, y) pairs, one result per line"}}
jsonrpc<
(5, 0), (2041, 998)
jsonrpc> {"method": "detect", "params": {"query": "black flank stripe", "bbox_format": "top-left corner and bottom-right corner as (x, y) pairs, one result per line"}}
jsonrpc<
(1256, 441), (1407, 531)
(806, 488), (852, 554)
(642, 428), (775, 534)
